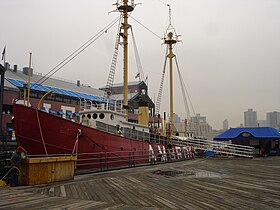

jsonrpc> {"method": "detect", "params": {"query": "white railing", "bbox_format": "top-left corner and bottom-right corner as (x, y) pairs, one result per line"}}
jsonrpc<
(172, 137), (254, 158)
(80, 99), (124, 113)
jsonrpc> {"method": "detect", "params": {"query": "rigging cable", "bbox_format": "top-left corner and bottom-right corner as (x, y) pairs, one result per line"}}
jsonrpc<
(173, 52), (196, 117)
(155, 46), (168, 115)
(34, 16), (121, 86)
(174, 51), (203, 137)
(104, 15), (123, 98)
(174, 56), (191, 119)
(130, 27), (145, 82)
(130, 16), (162, 40)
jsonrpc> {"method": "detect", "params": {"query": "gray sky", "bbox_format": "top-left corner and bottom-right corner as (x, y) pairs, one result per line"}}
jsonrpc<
(1, 0), (280, 129)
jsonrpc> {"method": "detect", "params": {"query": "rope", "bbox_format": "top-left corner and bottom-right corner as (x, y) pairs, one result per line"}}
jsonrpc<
(0, 166), (19, 181)
(72, 129), (81, 155)
(174, 56), (191, 119)
(71, 129), (81, 169)
(36, 109), (48, 156)
(130, 27), (145, 82)
(155, 46), (168, 115)
(130, 16), (162, 40)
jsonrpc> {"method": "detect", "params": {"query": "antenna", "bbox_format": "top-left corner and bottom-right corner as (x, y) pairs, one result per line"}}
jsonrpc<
(167, 4), (171, 26)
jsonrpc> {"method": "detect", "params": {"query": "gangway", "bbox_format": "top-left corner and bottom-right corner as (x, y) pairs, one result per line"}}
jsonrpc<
(172, 137), (254, 158)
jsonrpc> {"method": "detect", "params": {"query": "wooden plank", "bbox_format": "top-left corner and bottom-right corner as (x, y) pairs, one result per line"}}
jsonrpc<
(1, 157), (280, 209)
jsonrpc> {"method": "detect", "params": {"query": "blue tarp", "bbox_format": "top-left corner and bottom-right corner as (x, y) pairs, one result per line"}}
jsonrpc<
(204, 150), (216, 158)
(214, 127), (280, 141)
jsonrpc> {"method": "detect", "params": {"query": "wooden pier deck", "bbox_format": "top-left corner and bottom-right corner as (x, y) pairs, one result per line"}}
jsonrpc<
(0, 157), (279, 209)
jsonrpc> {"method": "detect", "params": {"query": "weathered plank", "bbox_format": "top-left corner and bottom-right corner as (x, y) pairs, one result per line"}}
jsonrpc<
(0, 157), (279, 209)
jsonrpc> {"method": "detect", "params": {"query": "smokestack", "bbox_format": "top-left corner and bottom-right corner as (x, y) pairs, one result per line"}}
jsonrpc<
(4, 62), (10, 70)
(23, 67), (33, 76)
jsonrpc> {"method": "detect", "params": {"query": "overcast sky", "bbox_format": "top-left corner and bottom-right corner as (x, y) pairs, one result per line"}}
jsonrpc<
(1, 0), (280, 129)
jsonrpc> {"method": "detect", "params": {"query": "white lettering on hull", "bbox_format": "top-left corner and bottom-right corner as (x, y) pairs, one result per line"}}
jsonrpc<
(149, 145), (193, 162)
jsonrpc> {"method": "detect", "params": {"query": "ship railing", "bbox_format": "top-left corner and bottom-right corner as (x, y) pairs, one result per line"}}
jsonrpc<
(74, 148), (194, 174)
(171, 137), (254, 158)
(23, 147), (195, 174)
(95, 122), (168, 145)
(80, 99), (124, 113)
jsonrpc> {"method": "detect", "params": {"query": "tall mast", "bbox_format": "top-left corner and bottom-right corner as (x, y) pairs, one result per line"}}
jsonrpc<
(164, 5), (180, 136)
(116, 1), (134, 115)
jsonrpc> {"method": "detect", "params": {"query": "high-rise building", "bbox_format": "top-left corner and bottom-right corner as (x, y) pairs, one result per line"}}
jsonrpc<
(244, 109), (257, 127)
(173, 113), (181, 131)
(266, 111), (280, 130)
(223, 119), (229, 130)
(190, 114), (211, 138)
(257, 120), (267, 127)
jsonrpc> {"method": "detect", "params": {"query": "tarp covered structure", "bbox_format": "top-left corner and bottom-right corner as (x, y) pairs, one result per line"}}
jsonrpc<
(214, 127), (280, 141)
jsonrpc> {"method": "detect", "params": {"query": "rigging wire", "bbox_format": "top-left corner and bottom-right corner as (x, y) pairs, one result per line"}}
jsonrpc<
(130, 27), (145, 82)
(130, 16), (162, 40)
(174, 53), (204, 137)
(104, 15), (123, 98)
(173, 46), (196, 116)
(34, 16), (121, 86)
(174, 56), (191, 119)
(155, 46), (168, 115)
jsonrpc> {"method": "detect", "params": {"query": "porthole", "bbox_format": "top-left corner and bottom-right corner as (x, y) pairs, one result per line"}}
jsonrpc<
(87, 114), (91, 119)
(93, 113), (98, 119)
(99, 113), (105, 119)
(110, 114), (114, 120)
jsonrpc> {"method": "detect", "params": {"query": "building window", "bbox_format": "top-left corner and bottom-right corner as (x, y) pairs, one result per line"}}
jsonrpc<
(3, 105), (13, 114)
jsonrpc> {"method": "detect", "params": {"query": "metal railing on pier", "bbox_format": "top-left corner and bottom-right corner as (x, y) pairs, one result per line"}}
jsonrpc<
(27, 148), (194, 174)
(172, 137), (254, 158)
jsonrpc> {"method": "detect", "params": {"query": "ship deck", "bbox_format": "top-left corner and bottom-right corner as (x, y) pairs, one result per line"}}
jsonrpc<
(0, 157), (279, 209)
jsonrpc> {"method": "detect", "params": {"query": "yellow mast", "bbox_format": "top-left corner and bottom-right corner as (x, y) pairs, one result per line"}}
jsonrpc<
(167, 32), (175, 135)
(27, 52), (32, 106)
(117, 0), (134, 116)
(164, 5), (179, 137)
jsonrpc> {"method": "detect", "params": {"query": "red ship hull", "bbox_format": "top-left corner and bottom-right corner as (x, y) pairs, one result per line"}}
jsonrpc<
(14, 104), (192, 171)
